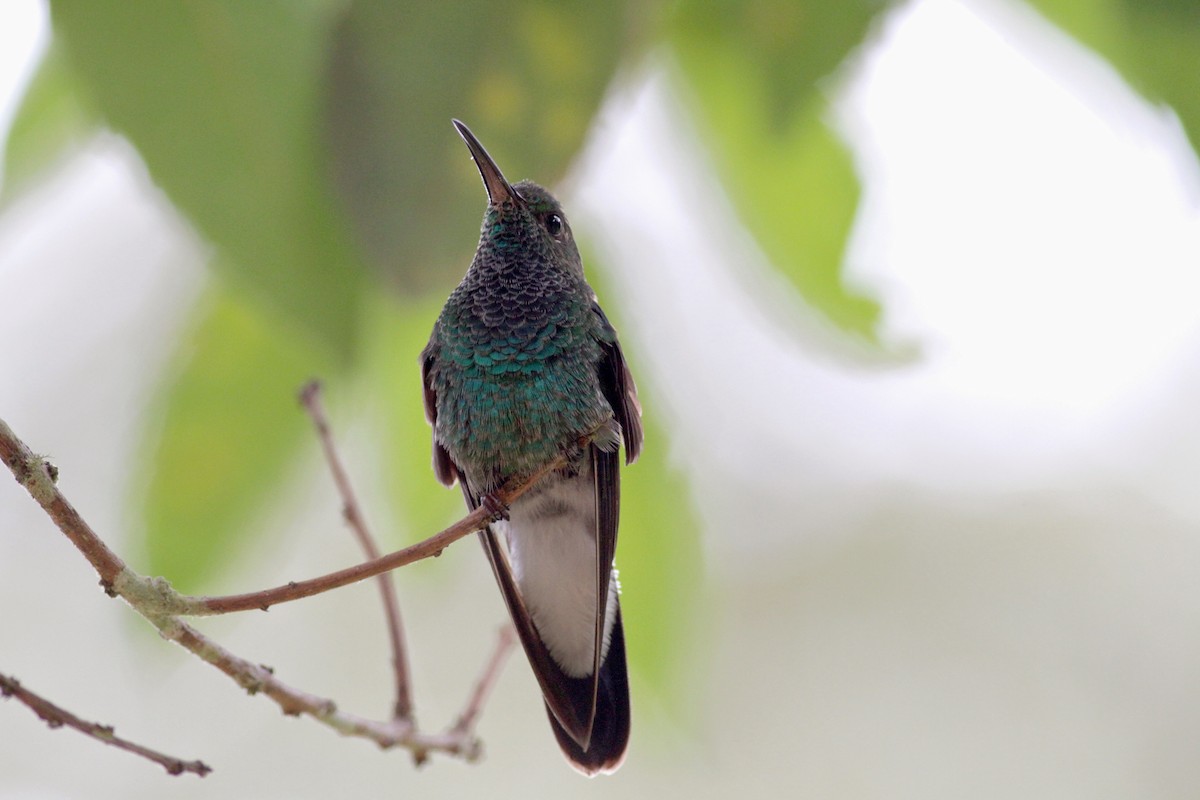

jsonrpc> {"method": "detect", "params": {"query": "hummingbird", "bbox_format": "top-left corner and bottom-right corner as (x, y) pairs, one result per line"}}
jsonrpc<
(420, 120), (642, 775)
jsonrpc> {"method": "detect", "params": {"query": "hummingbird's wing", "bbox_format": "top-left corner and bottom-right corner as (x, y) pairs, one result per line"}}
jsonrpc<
(590, 443), (618, 706)
(569, 302), (639, 772)
(420, 346), (457, 487)
(592, 303), (643, 465)
(590, 301), (641, 691)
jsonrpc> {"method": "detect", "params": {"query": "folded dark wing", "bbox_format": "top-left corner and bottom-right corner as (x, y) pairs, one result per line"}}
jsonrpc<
(420, 346), (457, 487)
(591, 303), (642, 464)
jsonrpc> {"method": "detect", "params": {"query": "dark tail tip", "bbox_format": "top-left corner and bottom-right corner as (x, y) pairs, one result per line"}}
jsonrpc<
(548, 611), (630, 775)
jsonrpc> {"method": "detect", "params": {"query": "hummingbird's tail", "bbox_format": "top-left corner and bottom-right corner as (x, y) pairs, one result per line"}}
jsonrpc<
(546, 606), (631, 776)
(469, 446), (631, 774)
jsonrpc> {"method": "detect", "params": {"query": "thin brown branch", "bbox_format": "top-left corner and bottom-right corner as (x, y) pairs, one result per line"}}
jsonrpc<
(155, 617), (484, 763)
(0, 418), (126, 593)
(189, 505), (492, 614)
(0, 672), (211, 777)
(298, 380), (414, 721)
(186, 445), (571, 615)
(448, 625), (517, 739)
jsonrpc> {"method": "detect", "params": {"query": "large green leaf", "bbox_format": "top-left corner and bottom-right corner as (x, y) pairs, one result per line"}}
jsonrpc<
(669, 0), (887, 340)
(48, 0), (367, 361)
(326, 0), (631, 294)
(136, 287), (328, 592)
(1, 45), (95, 201)
(1026, 0), (1200, 158)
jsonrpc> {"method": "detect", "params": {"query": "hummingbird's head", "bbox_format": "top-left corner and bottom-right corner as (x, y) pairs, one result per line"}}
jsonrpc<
(452, 119), (584, 279)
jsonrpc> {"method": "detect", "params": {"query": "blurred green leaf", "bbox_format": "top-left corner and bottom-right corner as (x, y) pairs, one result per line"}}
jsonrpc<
(326, 0), (631, 294)
(617, 409), (705, 723)
(1027, 0), (1200, 157)
(670, 0), (887, 340)
(49, 0), (367, 362)
(1, 45), (95, 200)
(137, 287), (328, 592)
(363, 292), (462, 545)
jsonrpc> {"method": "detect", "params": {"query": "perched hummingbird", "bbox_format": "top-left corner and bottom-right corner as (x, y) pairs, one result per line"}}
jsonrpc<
(420, 120), (642, 775)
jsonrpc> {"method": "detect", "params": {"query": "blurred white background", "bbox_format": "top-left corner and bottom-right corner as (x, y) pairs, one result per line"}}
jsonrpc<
(4, 0), (1200, 797)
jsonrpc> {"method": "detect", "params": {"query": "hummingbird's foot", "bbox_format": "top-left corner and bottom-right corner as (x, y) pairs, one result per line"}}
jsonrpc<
(566, 420), (620, 461)
(562, 439), (585, 463)
(480, 493), (510, 521)
(590, 419), (622, 454)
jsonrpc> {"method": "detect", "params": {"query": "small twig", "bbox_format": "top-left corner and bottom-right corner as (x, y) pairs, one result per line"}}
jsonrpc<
(298, 380), (414, 721)
(187, 446), (572, 615)
(449, 625), (517, 738)
(154, 617), (484, 762)
(0, 672), (211, 777)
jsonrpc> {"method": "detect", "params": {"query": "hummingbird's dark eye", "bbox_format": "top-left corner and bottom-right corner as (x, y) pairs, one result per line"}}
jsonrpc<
(544, 213), (565, 238)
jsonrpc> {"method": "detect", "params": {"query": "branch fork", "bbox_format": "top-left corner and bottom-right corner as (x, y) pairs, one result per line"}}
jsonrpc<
(0, 381), (555, 775)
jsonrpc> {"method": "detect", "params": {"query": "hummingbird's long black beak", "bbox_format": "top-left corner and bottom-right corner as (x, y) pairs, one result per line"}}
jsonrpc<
(452, 119), (520, 206)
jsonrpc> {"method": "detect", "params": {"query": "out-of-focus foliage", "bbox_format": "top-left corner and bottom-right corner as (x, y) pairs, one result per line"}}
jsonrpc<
(362, 293), (464, 544)
(669, 0), (887, 339)
(48, 0), (367, 362)
(327, 0), (633, 293)
(1028, 0), (1200, 156)
(138, 287), (328, 593)
(6, 0), (1197, 720)
(615, 408), (704, 716)
(0, 45), (93, 197)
